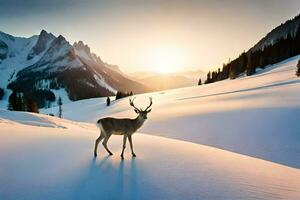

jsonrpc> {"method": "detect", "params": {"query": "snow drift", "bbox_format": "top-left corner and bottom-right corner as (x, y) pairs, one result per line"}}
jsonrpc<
(0, 111), (299, 200)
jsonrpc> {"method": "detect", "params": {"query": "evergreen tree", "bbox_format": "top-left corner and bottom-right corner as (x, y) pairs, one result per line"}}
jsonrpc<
(15, 93), (22, 111)
(8, 91), (17, 111)
(106, 96), (111, 106)
(229, 66), (237, 79)
(115, 91), (131, 100)
(8, 91), (25, 111)
(246, 53), (255, 76)
(296, 60), (300, 77)
(7, 101), (13, 111)
(0, 88), (4, 100)
(115, 91), (120, 100)
(198, 78), (202, 85)
(217, 68), (221, 81)
(205, 71), (211, 84)
(58, 97), (63, 118)
(17, 93), (25, 111)
(26, 98), (39, 113)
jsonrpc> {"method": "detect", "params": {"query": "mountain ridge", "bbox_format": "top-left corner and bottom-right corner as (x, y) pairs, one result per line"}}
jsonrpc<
(0, 30), (150, 107)
(251, 14), (300, 52)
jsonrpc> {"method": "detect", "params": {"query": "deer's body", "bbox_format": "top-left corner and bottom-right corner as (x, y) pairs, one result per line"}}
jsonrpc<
(97, 116), (145, 136)
(94, 97), (152, 159)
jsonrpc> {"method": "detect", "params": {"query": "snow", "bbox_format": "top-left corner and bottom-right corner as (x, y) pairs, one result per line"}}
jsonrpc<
(0, 31), (55, 104)
(73, 41), (117, 93)
(0, 31), (127, 108)
(0, 33), (38, 89)
(44, 55), (300, 169)
(0, 111), (299, 200)
(0, 110), (66, 128)
(1, 55), (300, 199)
(74, 48), (93, 62)
(93, 72), (117, 93)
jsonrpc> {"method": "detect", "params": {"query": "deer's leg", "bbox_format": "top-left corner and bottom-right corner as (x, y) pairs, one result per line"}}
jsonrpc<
(128, 135), (136, 157)
(102, 134), (113, 156)
(94, 133), (104, 157)
(120, 135), (127, 159)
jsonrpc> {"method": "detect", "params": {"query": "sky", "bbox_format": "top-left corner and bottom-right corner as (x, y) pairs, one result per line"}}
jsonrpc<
(1, 0), (300, 73)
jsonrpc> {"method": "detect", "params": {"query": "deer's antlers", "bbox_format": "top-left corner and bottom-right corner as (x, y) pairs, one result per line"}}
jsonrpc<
(144, 97), (153, 112)
(129, 97), (153, 112)
(129, 97), (141, 112)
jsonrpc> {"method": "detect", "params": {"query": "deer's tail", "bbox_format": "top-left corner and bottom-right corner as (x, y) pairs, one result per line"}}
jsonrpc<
(96, 120), (106, 136)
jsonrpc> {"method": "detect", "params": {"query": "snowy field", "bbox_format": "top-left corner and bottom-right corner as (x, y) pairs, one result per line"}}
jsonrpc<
(1, 56), (300, 199)
(45, 55), (300, 168)
(0, 112), (300, 200)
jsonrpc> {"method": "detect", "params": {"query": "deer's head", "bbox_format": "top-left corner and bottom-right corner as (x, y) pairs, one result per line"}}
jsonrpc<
(129, 97), (152, 119)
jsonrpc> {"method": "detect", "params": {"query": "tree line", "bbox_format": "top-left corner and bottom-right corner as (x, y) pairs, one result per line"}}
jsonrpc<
(7, 89), (57, 113)
(115, 91), (133, 100)
(8, 91), (39, 113)
(202, 16), (300, 84)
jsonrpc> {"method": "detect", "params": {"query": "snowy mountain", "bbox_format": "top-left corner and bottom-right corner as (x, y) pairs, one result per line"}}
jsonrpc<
(205, 13), (300, 84)
(251, 14), (300, 52)
(0, 30), (149, 107)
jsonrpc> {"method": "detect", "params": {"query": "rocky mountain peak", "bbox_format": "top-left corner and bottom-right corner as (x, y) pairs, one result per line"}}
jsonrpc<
(27, 29), (55, 60)
(73, 41), (91, 55)
(1, 29), (150, 106)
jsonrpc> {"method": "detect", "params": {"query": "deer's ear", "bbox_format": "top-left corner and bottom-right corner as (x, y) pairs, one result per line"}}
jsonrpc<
(134, 109), (140, 113)
(146, 109), (152, 113)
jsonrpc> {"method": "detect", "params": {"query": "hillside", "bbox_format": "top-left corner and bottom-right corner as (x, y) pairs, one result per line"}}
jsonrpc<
(1, 55), (300, 199)
(44, 55), (300, 169)
(204, 13), (300, 84)
(251, 14), (300, 52)
(1, 110), (300, 200)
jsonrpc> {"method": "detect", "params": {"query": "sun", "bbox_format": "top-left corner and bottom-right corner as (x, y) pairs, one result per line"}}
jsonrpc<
(144, 46), (186, 74)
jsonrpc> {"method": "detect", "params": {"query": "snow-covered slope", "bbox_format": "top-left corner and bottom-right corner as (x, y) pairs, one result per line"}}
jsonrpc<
(44, 55), (300, 169)
(251, 14), (300, 52)
(0, 32), (39, 95)
(0, 111), (299, 200)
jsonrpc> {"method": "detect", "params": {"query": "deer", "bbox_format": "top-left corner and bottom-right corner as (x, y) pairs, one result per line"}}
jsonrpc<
(94, 97), (152, 159)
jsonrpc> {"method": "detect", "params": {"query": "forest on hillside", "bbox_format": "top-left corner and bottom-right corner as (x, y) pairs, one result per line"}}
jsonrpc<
(204, 15), (300, 84)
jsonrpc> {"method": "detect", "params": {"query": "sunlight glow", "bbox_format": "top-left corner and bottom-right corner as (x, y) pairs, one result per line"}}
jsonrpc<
(144, 46), (186, 74)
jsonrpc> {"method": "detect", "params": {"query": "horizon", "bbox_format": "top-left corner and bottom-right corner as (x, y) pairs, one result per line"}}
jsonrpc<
(1, 0), (300, 74)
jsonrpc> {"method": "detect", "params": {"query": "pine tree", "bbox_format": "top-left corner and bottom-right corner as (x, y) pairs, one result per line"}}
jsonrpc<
(8, 91), (17, 110)
(17, 93), (25, 111)
(246, 53), (255, 76)
(296, 60), (300, 77)
(0, 88), (4, 100)
(58, 97), (63, 118)
(198, 78), (202, 85)
(205, 71), (211, 84)
(26, 98), (39, 113)
(15, 93), (22, 111)
(7, 101), (13, 111)
(106, 96), (111, 106)
(8, 91), (25, 111)
(229, 66), (237, 79)
(115, 91), (120, 100)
